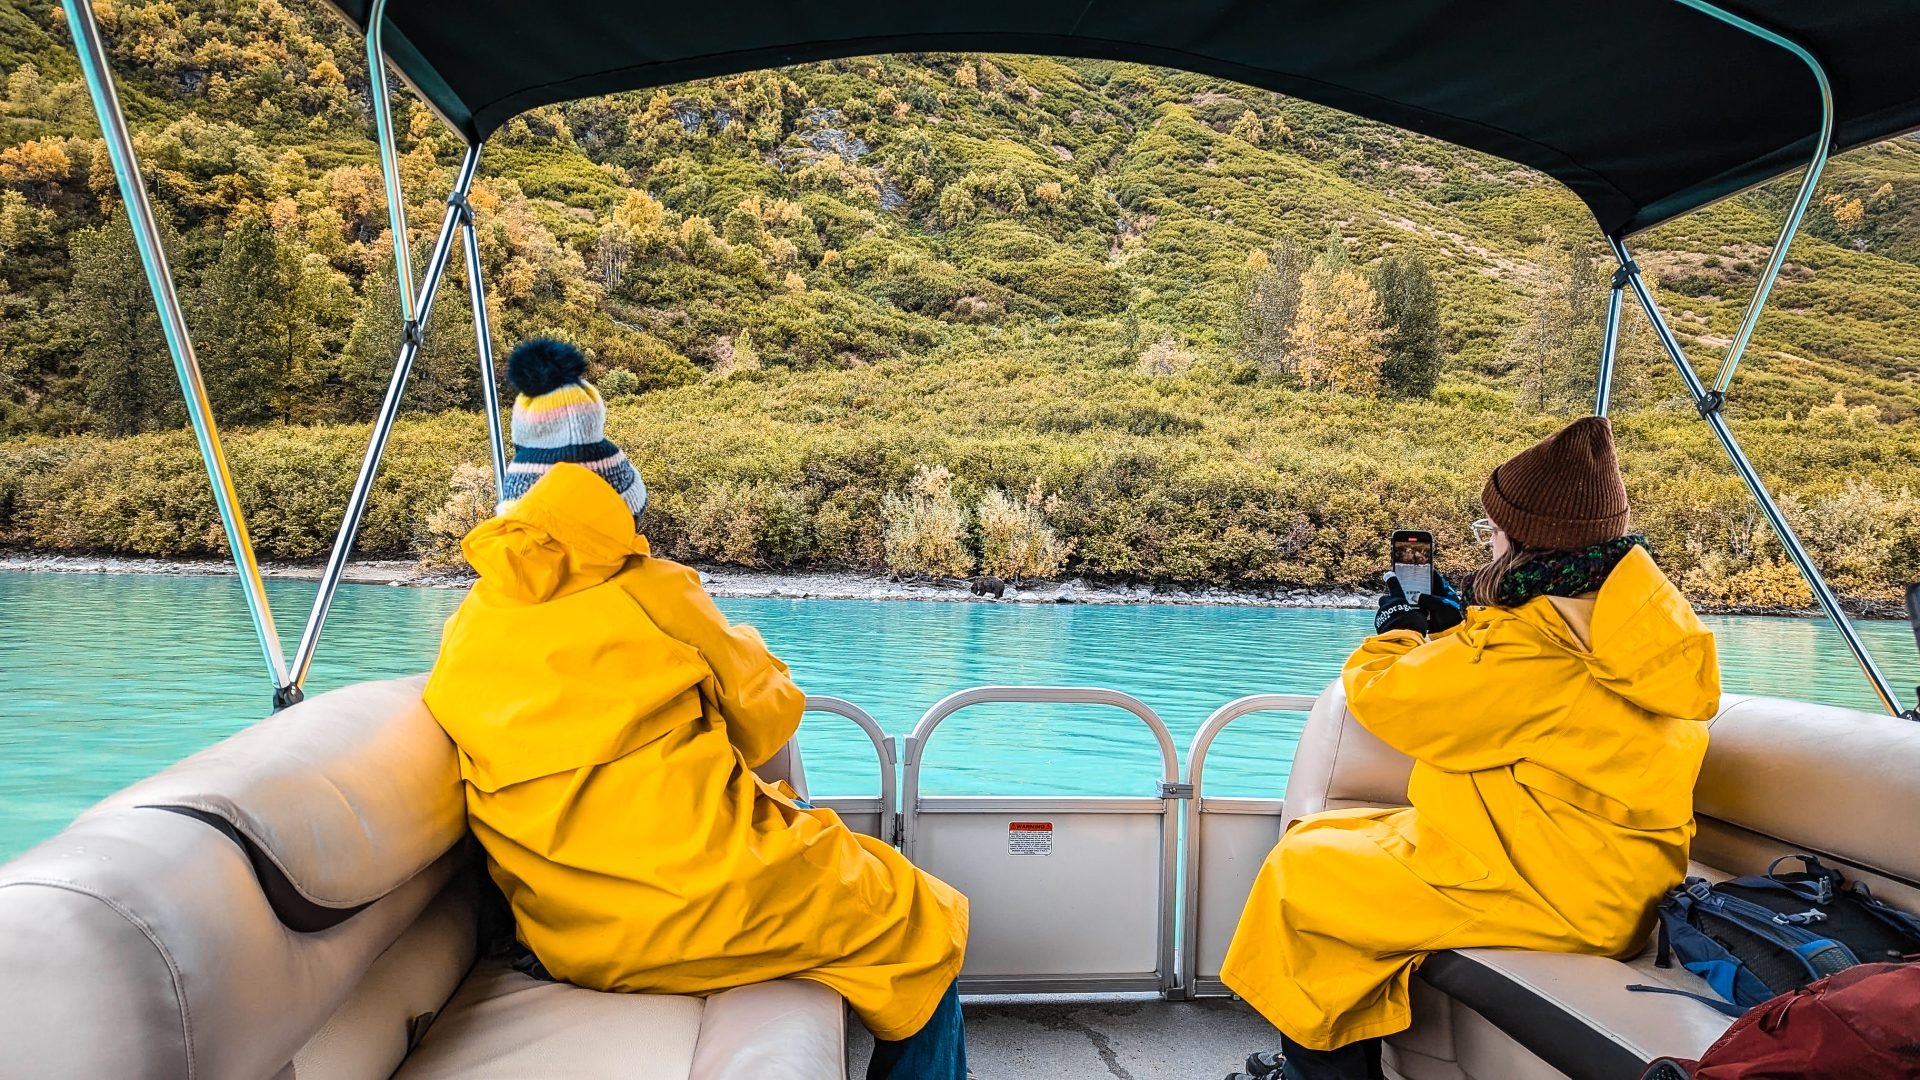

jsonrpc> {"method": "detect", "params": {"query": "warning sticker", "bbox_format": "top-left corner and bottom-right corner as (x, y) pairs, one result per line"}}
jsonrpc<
(1008, 821), (1053, 856)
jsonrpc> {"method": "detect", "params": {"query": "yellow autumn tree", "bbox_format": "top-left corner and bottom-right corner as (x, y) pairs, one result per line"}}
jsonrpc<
(1230, 109), (1266, 145)
(1288, 267), (1387, 394)
(1832, 197), (1865, 232)
(0, 138), (73, 191)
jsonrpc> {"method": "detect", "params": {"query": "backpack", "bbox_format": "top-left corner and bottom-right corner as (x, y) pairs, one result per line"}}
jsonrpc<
(1628, 854), (1920, 1016)
(1640, 962), (1920, 1079)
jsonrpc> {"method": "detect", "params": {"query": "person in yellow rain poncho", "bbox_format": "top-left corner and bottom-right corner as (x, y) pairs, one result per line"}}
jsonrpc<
(1223, 417), (1720, 1080)
(424, 340), (969, 1080)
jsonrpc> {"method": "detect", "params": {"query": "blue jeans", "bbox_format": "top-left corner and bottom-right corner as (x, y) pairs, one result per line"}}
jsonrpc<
(867, 980), (967, 1080)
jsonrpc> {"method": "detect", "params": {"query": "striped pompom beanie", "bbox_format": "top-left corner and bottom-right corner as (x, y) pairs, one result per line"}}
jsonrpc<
(501, 338), (647, 520)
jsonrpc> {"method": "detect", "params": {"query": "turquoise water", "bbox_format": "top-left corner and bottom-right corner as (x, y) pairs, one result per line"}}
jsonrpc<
(3, 569), (1918, 861)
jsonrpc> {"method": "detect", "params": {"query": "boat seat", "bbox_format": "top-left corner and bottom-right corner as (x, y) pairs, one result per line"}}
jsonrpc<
(1281, 681), (1920, 1080)
(394, 958), (843, 1080)
(0, 676), (847, 1080)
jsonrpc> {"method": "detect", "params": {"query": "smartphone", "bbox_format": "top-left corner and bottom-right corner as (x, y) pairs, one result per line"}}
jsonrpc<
(1391, 529), (1436, 600)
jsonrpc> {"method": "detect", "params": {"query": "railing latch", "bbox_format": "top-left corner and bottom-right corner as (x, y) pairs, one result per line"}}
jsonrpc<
(1159, 781), (1195, 800)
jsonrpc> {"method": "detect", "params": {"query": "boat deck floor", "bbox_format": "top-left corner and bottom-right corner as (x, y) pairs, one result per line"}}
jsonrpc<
(848, 994), (1280, 1079)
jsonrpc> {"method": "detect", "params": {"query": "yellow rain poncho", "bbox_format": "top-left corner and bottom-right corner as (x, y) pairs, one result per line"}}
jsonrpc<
(1222, 545), (1719, 1050)
(423, 463), (968, 1040)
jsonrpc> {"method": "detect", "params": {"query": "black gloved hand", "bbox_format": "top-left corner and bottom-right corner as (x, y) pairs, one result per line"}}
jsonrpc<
(1418, 572), (1465, 634)
(1374, 574), (1429, 636)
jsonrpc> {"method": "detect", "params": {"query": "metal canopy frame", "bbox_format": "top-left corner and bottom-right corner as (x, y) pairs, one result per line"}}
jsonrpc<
(1598, 1), (1914, 720)
(61, 0), (1917, 718)
(63, 0), (508, 707)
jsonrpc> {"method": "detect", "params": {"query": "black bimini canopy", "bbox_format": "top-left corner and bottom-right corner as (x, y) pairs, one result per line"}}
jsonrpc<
(323, 1), (1920, 237)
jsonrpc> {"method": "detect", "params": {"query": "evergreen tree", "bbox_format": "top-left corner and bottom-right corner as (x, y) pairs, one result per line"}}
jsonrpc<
(194, 215), (286, 425)
(65, 211), (183, 435)
(339, 253), (480, 420)
(1376, 254), (1443, 397)
(276, 247), (359, 424)
(338, 258), (404, 422)
(1511, 236), (1600, 414)
(1319, 229), (1352, 274)
(409, 260), (480, 415)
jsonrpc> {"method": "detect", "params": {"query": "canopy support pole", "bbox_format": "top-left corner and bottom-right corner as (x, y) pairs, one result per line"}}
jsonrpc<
(365, 0), (418, 335)
(1667, 0), (1834, 394)
(454, 194), (508, 495)
(1609, 238), (1913, 720)
(285, 145), (483, 697)
(62, 0), (293, 699)
(1593, 269), (1625, 416)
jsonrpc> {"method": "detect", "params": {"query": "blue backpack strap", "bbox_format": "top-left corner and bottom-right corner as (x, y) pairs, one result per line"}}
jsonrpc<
(1745, 853), (1840, 904)
(1625, 984), (1750, 1019)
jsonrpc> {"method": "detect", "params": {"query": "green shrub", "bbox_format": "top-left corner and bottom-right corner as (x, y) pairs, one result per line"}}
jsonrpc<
(977, 483), (1069, 581)
(599, 367), (642, 396)
(882, 464), (974, 578)
(417, 462), (495, 573)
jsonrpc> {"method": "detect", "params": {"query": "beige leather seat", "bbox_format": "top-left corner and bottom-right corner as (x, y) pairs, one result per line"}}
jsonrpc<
(1282, 681), (1920, 1080)
(0, 677), (846, 1080)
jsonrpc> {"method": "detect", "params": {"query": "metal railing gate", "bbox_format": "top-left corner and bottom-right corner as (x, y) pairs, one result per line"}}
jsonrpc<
(1178, 694), (1316, 998)
(902, 687), (1183, 996)
(798, 696), (898, 844)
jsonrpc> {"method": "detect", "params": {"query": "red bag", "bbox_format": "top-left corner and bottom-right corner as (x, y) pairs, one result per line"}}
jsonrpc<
(1641, 962), (1920, 1079)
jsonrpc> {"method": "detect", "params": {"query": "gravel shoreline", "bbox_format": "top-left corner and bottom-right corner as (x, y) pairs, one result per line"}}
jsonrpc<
(0, 552), (1372, 608)
(3, 552), (1896, 617)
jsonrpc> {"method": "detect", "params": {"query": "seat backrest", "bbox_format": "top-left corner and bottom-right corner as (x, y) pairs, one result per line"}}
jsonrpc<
(1283, 679), (1920, 907)
(0, 676), (472, 1080)
(1282, 679), (1414, 826)
(1690, 695), (1920, 907)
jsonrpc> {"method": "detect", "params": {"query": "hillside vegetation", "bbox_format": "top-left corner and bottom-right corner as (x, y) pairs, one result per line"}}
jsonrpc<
(2, 1), (1919, 607)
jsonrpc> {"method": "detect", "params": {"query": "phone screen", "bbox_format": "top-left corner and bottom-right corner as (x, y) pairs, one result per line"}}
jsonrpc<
(1391, 530), (1436, 599)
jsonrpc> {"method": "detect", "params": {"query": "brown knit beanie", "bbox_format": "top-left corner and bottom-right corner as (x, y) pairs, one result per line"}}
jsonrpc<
(1481, 416), (1630, 550)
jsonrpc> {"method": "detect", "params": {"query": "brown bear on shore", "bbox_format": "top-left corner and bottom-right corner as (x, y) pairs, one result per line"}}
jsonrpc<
(970, 575), (1006, 599)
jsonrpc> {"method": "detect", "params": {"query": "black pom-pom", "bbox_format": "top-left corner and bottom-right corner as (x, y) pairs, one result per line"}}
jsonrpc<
(507, 338), (587, 396)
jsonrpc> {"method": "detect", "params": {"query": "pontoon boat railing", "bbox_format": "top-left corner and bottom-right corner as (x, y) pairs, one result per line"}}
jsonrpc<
(802, 696), (899, 846)
(903, 686), (1184, 996)
(1179, 694), (1315, 998)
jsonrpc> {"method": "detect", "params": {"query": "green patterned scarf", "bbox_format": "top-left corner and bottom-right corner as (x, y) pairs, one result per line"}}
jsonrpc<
(1487, 535), (1646, 607)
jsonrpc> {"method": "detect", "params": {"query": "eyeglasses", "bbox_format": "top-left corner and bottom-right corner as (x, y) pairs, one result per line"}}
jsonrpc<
(1470, 518), (1496, 549)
